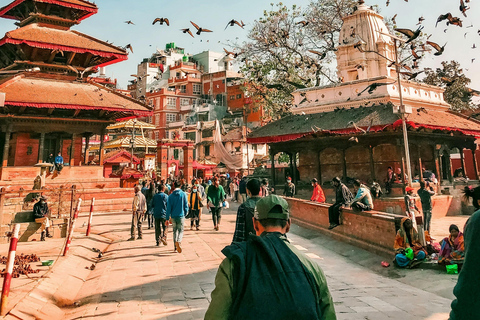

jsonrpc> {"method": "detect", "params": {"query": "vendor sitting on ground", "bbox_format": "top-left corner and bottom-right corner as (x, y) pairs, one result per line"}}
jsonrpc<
(394, 217), (427, 268)
(438, 224), (465, 265)
(33, 196), (52, 241)
(349, 179), (374, 211)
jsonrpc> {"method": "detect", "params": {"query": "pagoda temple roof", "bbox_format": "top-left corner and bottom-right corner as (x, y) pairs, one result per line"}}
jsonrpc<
(92, 136), (157, 150)
(248, 104), (480, 144)
(0, 0), (97, 21)
(107, 119), (156, 131)
(0, 23), (127, 65)
(0, 73), (152, 118)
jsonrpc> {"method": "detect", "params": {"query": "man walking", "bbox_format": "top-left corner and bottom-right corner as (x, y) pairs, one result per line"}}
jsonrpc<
(232, 178), (262, 243)
(207, 177), (226, 231)
(166, 181), (189, 253)
(205, 195), (336, 320)
(33, 196), (52, 241)
(188, 184), (202, 231)
(328, 177), (353, 230)
(283, 177), (295, 197)
(152, 184), (168, 246)
(128, 185), (146, 241)
(417, 181), (435, 234)
(349, 179), (374, 212)
(239, 176), (247, 204)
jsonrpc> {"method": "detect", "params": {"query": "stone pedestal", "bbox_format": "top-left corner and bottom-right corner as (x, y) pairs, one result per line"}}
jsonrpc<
(157, 146), (169, 179)
(183, 145), (194, 183)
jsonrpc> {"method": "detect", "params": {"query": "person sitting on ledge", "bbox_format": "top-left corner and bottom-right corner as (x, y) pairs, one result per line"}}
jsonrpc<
(349, 179), (374, 212)
(328, 177), (352, 230)
(438, 224), (465, 265)
(394, 217), (427, 268)
(310, 178), (325, 203)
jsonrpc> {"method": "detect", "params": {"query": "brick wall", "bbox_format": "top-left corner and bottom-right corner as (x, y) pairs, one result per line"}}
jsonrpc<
(285, 197), (404, 255)
(11, 133), (40, 166)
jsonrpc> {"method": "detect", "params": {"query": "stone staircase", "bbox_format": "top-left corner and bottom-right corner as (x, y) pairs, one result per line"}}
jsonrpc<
(0, 171), (134, 243)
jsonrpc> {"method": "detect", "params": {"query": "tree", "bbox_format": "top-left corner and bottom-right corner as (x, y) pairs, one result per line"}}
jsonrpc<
(233, 0), (357, 119)
(423, 61), (478, 112)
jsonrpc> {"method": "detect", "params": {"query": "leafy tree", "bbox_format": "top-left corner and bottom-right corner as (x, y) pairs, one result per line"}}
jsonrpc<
(234, 0), (357, 119)
(423, 60), (478, 112)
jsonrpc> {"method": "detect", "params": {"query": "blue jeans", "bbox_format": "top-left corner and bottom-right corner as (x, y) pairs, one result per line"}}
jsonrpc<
(172, 217), (185, 244)
(396, 251), (426, 267)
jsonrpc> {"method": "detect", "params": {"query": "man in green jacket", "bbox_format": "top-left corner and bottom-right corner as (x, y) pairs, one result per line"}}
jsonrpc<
(205, 195), (336, 320)
(207, 177), (226, 231)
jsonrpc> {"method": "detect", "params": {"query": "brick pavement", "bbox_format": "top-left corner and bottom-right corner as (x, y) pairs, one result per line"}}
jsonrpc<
(56, 202), (455, 320)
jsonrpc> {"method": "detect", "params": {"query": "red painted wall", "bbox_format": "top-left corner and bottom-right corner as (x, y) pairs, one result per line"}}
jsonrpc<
(11, 133), (39, 166)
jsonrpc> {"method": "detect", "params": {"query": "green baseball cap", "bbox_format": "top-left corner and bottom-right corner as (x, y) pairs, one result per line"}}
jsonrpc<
(254, 195), (290, 220)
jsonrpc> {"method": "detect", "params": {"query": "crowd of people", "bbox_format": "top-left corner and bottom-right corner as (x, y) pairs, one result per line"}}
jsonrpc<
(119, 168), (480, 319)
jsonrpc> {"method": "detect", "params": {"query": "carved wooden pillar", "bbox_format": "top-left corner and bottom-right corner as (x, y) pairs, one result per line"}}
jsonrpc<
(70, 133), (76, 166)
(341, 149), (347, 181)
(2, 124), (12, 167)
(270, 150), (276, 187)
(38, 132), (45, 163)
(292, 152), (298, 185)
(99, 127), (106, 166)
(83, 135), (90, 165)
(460, 148), (467, 179)
(317, 150), (322, 185)
(471, 147), (479, 180)
(369, 145), (375, 182)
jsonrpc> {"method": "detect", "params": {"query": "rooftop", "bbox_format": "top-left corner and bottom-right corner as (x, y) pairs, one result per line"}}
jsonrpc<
(0, 73), (151, 117)
(248, 104), (480, 144)
(1, 23), (127, 60)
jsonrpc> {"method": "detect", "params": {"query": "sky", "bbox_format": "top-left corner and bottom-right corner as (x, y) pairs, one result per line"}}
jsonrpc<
(0, 0), (478, 90)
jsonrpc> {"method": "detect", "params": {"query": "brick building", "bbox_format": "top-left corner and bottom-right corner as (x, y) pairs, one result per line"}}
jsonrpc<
(0, 0), (151, 178)
(249, 3), (480, 215)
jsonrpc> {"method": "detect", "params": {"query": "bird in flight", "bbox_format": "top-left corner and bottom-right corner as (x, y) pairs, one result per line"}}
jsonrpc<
(181, 28), (194, 38)
(223, 48), (243, 58)
(153, 18), (169, 26)
(124, 44), (133, 53)
(395, 26), (423, 44)
(459, 0), (469, 17)
(357, 82), (395, 96)
(401, 70), (424, 80)
(225, 19), (243, 30)
(125, 20), (135, 25)
(308, 50), (327, 60)
(296, 20), (309, 27)
(67, 66), (95, 79)
(427, 41), (446, 55)
(190, 21), (213, 35)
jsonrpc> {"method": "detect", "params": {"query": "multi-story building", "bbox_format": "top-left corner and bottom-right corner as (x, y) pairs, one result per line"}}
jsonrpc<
(133, 43), (187, 99)
(141, 45), (267, 172)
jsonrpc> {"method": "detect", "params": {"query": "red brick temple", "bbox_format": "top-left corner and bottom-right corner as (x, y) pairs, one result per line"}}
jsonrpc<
(0, 0), (152, 185)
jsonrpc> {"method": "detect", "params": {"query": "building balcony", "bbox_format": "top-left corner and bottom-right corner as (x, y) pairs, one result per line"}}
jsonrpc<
(180, 104), (193, 112)
(168, 75), (202, 86)
(167, 120), (185, 128)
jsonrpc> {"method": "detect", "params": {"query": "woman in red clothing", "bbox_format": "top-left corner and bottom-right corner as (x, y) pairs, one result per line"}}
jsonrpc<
(310, 178), (325, 203)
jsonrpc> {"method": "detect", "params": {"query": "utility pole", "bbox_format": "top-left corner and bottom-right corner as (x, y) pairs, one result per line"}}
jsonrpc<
(130, 119), (137, 168)
(393, 39), (413, 186)
(244, 106), (249, 175)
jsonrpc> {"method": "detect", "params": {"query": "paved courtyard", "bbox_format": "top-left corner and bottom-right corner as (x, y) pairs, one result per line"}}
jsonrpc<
(51, 202), (455, 320)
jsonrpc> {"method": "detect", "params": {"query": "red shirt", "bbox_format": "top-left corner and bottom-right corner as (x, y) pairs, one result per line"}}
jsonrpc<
(311, 184), (326, 203)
